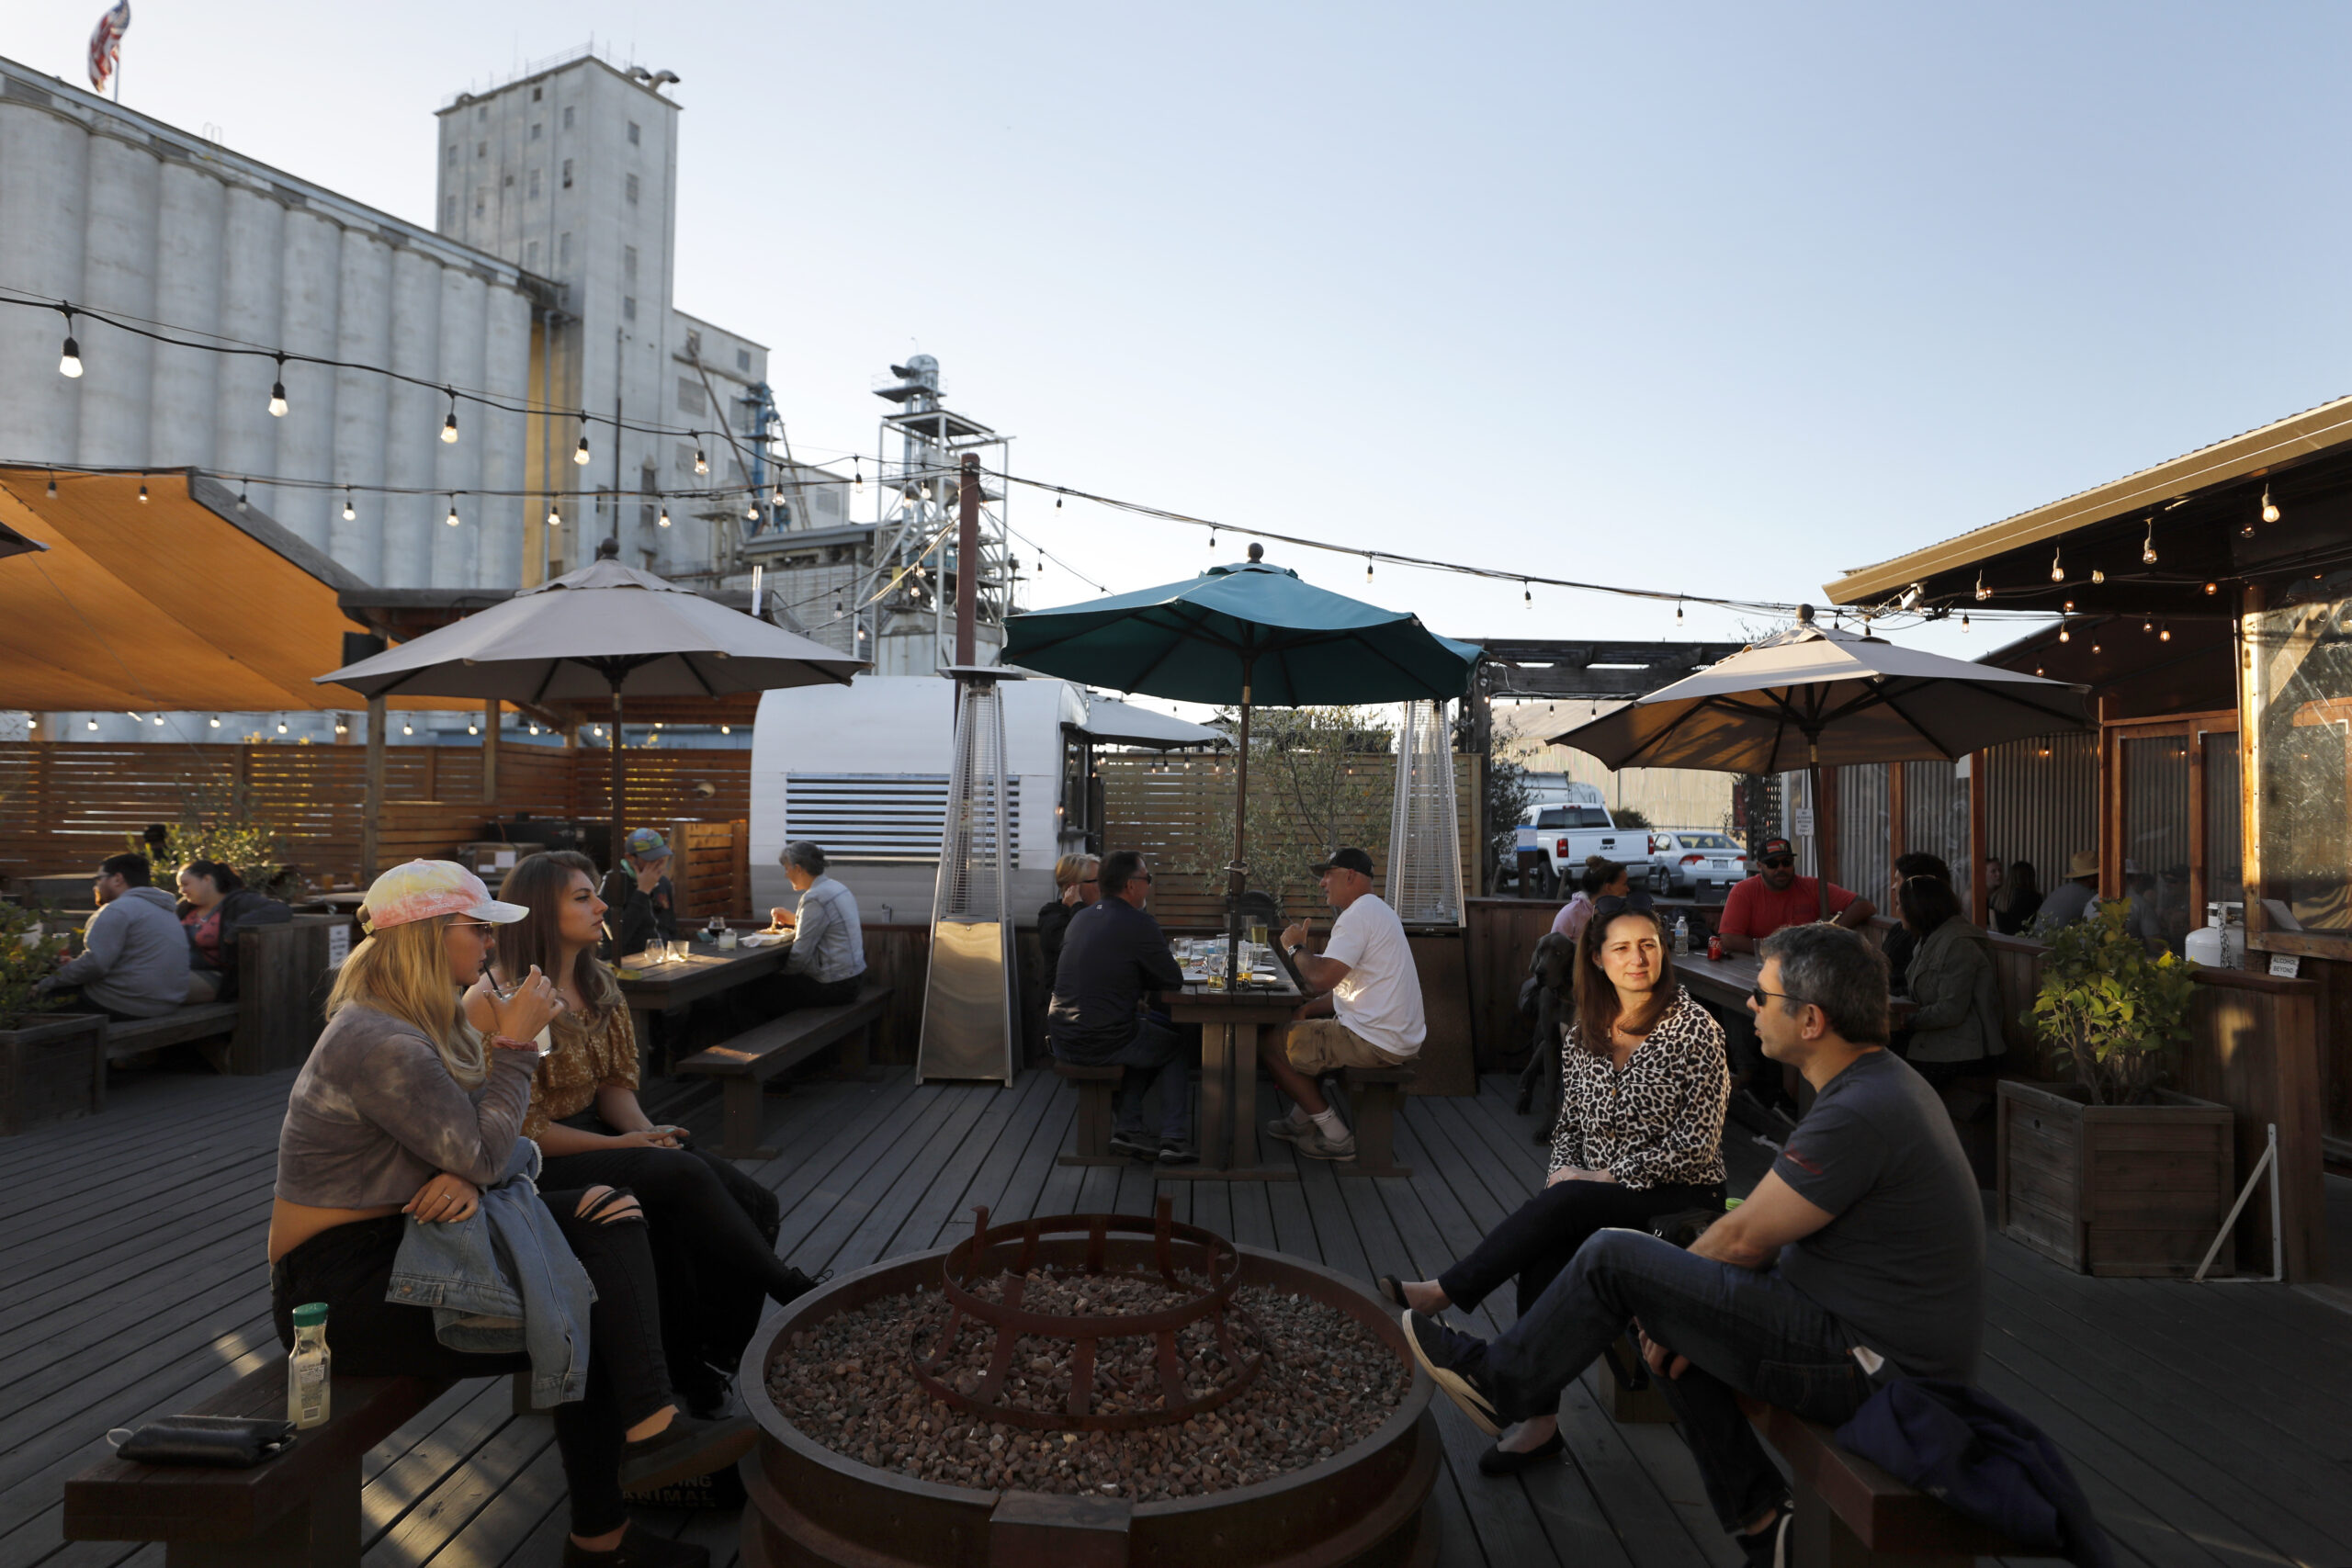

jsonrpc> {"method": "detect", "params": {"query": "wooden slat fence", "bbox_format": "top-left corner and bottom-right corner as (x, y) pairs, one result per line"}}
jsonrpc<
(0, 742), (751, 886)
(668, 818), (751, 920)
(1096, 752), (1476, 929)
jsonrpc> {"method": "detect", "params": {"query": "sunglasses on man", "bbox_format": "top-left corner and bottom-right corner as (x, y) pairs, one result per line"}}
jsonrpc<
(1758, 855), (1796, 870)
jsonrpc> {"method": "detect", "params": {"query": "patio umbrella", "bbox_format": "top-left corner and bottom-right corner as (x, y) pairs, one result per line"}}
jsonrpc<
(1548, 608), (2090, 917)
(316, 538), (865, 863)
(1002, 544), (1479, 944)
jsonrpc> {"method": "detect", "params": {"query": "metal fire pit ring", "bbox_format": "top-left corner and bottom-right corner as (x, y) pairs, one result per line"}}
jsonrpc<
(741, 1232), (1439, 1568)
(913, 1198), (1262, 1431)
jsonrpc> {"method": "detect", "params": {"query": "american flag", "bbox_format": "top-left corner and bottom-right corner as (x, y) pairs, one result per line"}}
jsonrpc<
(87, 1), (130, 96)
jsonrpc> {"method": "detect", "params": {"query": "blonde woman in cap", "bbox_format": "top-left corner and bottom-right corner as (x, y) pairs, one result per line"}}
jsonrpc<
(269, 861), (744, 1568)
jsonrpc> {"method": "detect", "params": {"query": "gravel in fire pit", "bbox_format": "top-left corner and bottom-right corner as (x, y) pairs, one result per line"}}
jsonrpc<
(767, 1282), (1411, 1500)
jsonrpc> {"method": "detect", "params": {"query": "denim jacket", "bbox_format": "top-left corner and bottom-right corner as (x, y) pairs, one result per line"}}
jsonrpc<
(385, 1138), (594, 1408)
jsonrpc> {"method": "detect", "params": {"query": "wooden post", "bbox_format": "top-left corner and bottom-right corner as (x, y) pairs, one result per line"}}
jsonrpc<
(1886, 761), (1907, 880)
(1969, 750), (1990, 926)
(362, 697), (386, 879)
(481, 700), (500, 806)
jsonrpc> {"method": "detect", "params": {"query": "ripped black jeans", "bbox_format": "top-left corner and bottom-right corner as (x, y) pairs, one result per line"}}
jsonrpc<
(1474, 1228), (1878, 1536)
(270, 1190), (671, 1539)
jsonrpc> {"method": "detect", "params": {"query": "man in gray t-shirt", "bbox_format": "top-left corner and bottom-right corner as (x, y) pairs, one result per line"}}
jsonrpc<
(1399, 924), (1984, 1567)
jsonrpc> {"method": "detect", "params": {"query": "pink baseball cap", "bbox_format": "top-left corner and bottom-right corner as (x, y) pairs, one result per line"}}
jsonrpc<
(358, 859), (528, 931)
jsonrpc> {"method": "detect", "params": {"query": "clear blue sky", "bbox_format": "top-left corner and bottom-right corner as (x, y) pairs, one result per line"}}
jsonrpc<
(6, 2), (2345, 663)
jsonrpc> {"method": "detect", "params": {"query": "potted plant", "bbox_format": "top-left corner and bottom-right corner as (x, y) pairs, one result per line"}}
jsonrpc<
(0, 901), (106, 1135)
(132, 777), (301, 898)
(1997, 901), (2233, 1276)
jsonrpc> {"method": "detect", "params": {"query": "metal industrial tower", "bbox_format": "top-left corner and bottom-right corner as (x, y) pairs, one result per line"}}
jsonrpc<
(859, 356), (1019, 673)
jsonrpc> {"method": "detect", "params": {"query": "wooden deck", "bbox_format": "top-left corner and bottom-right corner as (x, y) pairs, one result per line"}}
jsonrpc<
(4, 1064), (2350, 1568)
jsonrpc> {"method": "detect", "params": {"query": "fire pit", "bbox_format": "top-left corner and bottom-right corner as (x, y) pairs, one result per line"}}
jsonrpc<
(741, 1199), (1438, 1568)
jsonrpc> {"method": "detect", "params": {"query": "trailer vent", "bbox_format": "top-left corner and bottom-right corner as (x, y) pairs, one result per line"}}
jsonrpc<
(784, 773), (1021, 863)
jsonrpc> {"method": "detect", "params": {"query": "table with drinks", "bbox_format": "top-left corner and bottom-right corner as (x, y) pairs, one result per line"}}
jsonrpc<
(1162, 932), (1303, 1180)
(616, 919), (792, 1070)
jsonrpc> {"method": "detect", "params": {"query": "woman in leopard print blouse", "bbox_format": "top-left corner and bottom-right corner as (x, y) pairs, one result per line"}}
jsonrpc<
(1380, 896), (1728, 1473)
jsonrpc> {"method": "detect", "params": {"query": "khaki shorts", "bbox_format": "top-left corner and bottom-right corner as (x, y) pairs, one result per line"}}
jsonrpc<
(1284, 1018), (1413, 1074)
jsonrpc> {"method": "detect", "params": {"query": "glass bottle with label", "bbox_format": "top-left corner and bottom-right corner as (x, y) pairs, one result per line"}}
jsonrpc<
(288, 1302), (332, 1429)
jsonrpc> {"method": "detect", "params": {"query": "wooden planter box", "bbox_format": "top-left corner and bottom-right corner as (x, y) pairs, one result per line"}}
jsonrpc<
(1996, 1079), (2235, 1277)
(0, 1011), (106, 1135)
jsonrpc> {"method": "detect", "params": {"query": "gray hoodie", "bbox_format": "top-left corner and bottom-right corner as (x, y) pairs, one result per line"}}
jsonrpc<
(48, 886), (187, 1018)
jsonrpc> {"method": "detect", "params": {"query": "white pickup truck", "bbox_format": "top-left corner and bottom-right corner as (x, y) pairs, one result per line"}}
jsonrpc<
(1510, 804), (1659, 894)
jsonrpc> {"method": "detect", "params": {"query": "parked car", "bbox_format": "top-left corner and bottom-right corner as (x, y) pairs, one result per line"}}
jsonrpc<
(1647, 829), (1750, 897)
(1507, 804), (1660, 895)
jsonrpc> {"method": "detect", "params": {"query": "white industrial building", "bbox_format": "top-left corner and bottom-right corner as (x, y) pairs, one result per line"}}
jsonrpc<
(0, 43), (770, 599)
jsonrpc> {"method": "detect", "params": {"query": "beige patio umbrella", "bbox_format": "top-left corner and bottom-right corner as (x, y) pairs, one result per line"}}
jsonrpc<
(317, 538), (866, 863)
(1549, 609), (2091, 917)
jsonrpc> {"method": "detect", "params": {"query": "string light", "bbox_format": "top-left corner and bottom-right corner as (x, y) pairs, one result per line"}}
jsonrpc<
(1365, 555), (1374, 584)
(45, 474), (56, 499)
(1208, 526), (1216, 549)
(1055, 493), (1063, 509)
(573, 413), (592, 467)
(209, 716), (220, 728)
(2261, 486), (2279, 525)
(2091, 640), (2102, 655)
(745, 500), (761, 522)
(2240, 514), (2256, 539)
(85, 717), (96, 729)
(57, 307), (81, 378)
(1524, 581), (1532, 609)
(1676, 599), (1685, 626)
(445, 495), (460, 527)
(851, 457), (860, 488)
(772, 481), (786, 508)
(547, 501), (562, 528)
(2143, 617), (2154, 634)
(467, 722), (479, 735)
(277, 720), (289, 734)
(342, 488), (356, 522)
(1974, 572), (1989, 603)
(1961, 613), (1971, 633)
(2063, 600), (2075, 613)
(153, 715), (164, 727)
(137, 479), (148, 503)
(2204, 581), (2219, 595)
(2058, 622), (2071, 643)
(2050, 547), (2064, 583)
(657, 503), (670, 528)
(267, 355), (288, 418)
(2090, 569), (2105, 584)
(2142, 520), (2157, 565)
(236, 483), (249, 513)
(2160, 622), (2172, 641)
(919, 482), (933, 502)
(693, 437), (708, 476)
(402, 721), (414, 735)
(441, 389), (460, 445)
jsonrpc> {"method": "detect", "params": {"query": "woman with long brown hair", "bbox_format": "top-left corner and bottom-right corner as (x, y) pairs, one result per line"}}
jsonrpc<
(270, 861), (746, 1568)
(493, 851), (821, 1417)
(1375, 892), (1728, 1475)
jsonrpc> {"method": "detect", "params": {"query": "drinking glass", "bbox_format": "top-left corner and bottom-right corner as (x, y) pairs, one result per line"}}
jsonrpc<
(1248, 921), (1269, 949)
(1203, 946), (1227, 988)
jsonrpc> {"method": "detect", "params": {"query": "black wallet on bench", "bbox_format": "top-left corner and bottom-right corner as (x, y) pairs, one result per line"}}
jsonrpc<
(109, 1416), (298, 1468)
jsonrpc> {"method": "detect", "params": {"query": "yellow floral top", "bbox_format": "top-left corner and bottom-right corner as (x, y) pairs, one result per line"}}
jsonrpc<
(520, 1004), (639, 1143)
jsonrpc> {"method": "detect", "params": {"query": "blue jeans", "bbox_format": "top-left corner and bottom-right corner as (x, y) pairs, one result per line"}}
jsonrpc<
(1480, 1228), (1875, 1534)
(1055, 1020), (1193, 1144)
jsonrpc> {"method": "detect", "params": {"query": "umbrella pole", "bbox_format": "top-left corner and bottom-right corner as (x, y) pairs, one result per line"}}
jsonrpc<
(1227, 664), (1253, 986)
(1809, 737), (1829, 923)
(610, 682), (626, 878)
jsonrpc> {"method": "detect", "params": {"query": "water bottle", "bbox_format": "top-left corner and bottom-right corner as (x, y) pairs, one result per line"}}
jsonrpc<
(288, 1303), (332, 1429)
(1672, 915), (1690, 956)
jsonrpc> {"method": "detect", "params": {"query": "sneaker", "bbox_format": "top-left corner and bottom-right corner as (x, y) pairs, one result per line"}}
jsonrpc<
(1157, 1139), (1198, 1166)
(561, 1522), (711, 1567)
(1263, 1111), (1312, 1145)
(1476, 1426), (1566, 1476)
(617, 1411), (756, 1490)
(1403, 1309), (1502, 1437)
(1738, 1506), (1793, 1568)
(1294, 1122), (1357, 1162)
(1108, 1129), (1156, 1160)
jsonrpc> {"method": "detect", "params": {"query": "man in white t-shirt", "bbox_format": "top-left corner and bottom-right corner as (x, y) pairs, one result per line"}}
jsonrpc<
(1260, 846), (1427, 1161)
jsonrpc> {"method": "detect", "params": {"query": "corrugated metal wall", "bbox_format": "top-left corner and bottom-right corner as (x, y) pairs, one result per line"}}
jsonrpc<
(1984, 731), (2098, 897)
(1839, 763), (1889, 897)
(2205, 741), (2244, 907)
(2121, 736), (2192, 876)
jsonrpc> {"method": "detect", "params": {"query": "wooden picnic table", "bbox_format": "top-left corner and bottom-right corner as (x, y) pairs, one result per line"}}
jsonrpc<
(1164, 971), (1302, 1181)
(616, 934), (792, 1069)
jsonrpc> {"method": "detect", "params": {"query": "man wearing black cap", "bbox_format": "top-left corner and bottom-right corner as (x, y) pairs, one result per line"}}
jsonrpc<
(1260, 846), (1425, 1161)
(1716, 837), (1875, 955)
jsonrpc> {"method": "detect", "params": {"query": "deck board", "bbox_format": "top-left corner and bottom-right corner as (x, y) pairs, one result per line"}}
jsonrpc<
(1, 1062), (2347, 1568)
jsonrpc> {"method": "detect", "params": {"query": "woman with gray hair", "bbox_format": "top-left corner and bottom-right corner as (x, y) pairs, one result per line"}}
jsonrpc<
(764, 840), (868, 1011)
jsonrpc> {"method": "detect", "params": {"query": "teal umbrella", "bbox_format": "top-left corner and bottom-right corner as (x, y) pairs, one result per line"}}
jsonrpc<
(1003, 545), (1479, 925)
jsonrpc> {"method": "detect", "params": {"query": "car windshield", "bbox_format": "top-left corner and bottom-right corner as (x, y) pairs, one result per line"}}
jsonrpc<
(1678, 833), (1737, 850)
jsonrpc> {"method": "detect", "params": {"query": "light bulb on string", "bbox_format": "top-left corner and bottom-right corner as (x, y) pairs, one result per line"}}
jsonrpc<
(1676, 600), (1684, 626)
(693, 437), (708, 476)
(1055, 493), (1063, 509)
(2143, 519), (2157, 565)
(919, 482), (933, 502)
(772, 481), (786, 508)
(1208, 526), (1216, 549)
(277, 720), (289, 734)
(137, 479), (148, 503)
(153, 715), (164, 728)
(441, 390), (460, 445)
(2058, 622), (2071, 643)
(85, 718), (96, 729)
(851, 457), (861, 488)
(720, 724), (731, 735)
(2160, 622), (2172, 642)
(402, 721), (414, 736)
(573, 414), (592, 467)
(446, 496), (461, 527)
(1974, 572), (1990, 603)
(1961, 614), (1971, 633)
(657, 503), (670, 528)
(45, 474), (56, 499)
(2050, 547), (2064, 583)
(236, 483), (249, 513)
(2091, 641), (2102, 655)
(2090, 570), (2105, 584)
(267, 355), (288, 418)
(57, 308), (81, 378)
(2204, 581), (2219, 596)
(745, 500), (760, 522)
(2241, 516), (2256, 539)
(1365, 555), (1374, 584)
(547, 502), (561, 528)
(208, 716), (220, 728)
(2262, 486), (2279, 525)
(2143, 617), (2154, 634)
(342, 489), (356, 522)
(1524, 581), (1532, 609)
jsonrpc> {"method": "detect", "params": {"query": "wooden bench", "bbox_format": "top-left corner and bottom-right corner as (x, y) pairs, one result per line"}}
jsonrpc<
(101, 1002), (243, 1065)
(1054, 1058), (1129, 1167)
(1335, 1063), (1415, 1177)
(63, 1356), (452, 1567)
(677, 978), (891, 1158)
(1752, 1404), (2027, 1568)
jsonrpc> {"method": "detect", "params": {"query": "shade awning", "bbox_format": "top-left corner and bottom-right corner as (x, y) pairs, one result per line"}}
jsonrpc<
(0, 468), (437, 713)
(1073, 694), (1226, 750)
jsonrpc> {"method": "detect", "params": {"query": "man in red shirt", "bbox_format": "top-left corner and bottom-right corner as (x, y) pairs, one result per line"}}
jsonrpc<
(1717, 837), (1876, 953)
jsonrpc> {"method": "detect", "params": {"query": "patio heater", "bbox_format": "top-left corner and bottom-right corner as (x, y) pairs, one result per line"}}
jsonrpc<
(916, 666), (1020, 1085)
(1386, 699), (1464, 924)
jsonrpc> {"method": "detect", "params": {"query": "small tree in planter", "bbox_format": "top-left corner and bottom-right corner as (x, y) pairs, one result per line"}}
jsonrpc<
(2031, 900), (2199, 1104)
(0, 902), (105, 1136)
(2001, 899), (2233, 1276)
(130, 777), (300, 898)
